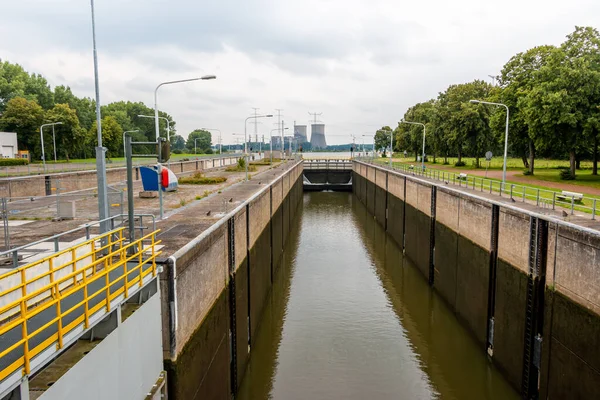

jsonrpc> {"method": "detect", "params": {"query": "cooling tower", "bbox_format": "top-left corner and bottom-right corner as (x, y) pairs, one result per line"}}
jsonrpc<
(294, 125), (308, 143)
(310, 124), (327, 149)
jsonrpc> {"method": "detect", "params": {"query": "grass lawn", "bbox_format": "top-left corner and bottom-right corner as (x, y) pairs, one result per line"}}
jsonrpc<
(372, 158), (600, 215)
(393, 156), (595, 171)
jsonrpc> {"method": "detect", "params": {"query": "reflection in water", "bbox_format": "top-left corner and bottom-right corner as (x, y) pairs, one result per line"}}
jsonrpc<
(238, 192), (518, 400)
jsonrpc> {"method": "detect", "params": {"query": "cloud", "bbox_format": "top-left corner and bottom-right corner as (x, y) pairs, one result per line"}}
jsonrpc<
(1, 0), (599, 143)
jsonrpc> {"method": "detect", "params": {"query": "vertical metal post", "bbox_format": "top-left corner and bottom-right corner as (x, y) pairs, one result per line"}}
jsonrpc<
(570, 196), (575, 215)
(592, 199), (596, 220)
(90, 0), (110, 234)
(2, 198), (9, 250)
(56, 178), (61, 220)
(552, 192), (556, 210)
(510, 184), (514, 200)
(536, 189), (540, 206)
(125, 135), (135, 244)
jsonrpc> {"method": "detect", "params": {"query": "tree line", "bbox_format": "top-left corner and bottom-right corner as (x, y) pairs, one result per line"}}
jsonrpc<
(374, 26), (600, 178)
(0, 60), (214, 161)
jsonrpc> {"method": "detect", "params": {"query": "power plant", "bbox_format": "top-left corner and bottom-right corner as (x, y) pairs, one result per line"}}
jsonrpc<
(308, 112), (327, 149)
(293, 123), (307, 143)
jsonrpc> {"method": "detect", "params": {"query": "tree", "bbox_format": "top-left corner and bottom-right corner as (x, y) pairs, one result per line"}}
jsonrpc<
(186, 129), (212, 153)
(496, 45), (556, 174)
(0, 97), (44, 153)
(54, 86), (95, 130)
(171, 135), (186, 151)
(374, 126), (392, 152)
(523, 28), (600, 178)
(88, 116), (123, 157)
(44, 103), (86, 161)
(436, 80), (493, 166)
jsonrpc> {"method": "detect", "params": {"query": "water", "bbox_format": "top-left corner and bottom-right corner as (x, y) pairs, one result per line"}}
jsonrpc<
(238, 192), (518, 400)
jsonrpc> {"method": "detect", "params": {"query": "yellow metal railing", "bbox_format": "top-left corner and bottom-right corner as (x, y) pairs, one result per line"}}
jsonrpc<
(0, 228), (161, 382)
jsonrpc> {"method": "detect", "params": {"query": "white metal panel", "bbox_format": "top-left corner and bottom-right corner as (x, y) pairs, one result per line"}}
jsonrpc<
(38, 285), (163, 400)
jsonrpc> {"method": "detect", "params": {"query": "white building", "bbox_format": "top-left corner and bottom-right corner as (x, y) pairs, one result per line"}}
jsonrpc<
(0, 132), (18, 158)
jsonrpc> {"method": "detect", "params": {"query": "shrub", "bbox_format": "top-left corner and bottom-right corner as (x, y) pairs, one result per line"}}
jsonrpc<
(381, 154), (387, 158)
(0, 158), (28, 166)
(172, 149), (183, 154)
(442, 161), (450, 165)
(454, 161), (466, 167)
(179, 173), (227, 185)
(559, 169), (575, 180)
(523, 169), (532, 176)
(225, 157), (257, 172)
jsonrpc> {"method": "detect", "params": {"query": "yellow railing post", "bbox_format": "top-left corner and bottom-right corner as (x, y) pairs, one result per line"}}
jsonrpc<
(72, 248), (77, 287)
(83, 264), (89, 329)
(20, 300), (29, 375)
(105, 233), (112, 312)
(151, 233), (157, 277)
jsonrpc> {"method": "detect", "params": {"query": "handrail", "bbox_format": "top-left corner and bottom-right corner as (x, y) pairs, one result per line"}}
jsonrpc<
(0, 227), (161, 382)
(0, 213), (157, 268)
(363, 159), (599, 220)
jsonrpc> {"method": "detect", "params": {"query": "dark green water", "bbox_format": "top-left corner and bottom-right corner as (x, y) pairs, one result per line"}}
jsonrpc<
(238, 192), (518, 400)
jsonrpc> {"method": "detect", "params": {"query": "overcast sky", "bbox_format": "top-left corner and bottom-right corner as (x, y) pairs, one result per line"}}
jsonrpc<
(1, 0), (599, 145)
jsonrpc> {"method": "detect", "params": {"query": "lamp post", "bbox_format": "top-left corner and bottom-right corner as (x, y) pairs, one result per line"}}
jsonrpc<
(400, 120), (426, 171)
(154, 75), (216, 219)
(194, 138), (200, 155)
(470, 99), (509, 191)
(244, 114), (273, 181)
(90, 0), (109, 233)
(203, 128), (222, 154)
(270, 127), (288, 165)
(122, 130), (139, 160)
(40, 122), (63, 172)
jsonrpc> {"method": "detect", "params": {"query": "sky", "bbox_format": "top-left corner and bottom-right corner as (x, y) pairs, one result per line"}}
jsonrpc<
(1, 0), (599, 145)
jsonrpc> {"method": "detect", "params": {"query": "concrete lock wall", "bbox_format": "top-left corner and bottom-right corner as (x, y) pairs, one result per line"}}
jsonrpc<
(161, 161), (304, 400)
(0, 156), (241, 198)
(352, 161), (600, 399)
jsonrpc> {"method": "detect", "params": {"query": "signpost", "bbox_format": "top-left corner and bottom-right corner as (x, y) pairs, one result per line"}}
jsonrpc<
(485, 151), (493, 178)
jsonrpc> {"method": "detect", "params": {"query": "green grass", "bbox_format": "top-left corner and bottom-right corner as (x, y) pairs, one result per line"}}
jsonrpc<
(394, 156), (594, 171)
(250, 158), (281, 165)
(373, 158), (600, 215)
(225, 165), (257, 172)
(179, 173), (227, 185)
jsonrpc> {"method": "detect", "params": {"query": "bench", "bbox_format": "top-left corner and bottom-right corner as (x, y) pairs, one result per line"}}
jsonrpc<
(556, 190), (584, 202)
(457, 173), (468, 180)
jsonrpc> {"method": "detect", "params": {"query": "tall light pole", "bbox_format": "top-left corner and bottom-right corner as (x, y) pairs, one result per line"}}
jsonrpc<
(123, 130), (139, 158)
(245, 114), (272, 181)
(203, 128), (222, 154)
(470, 99), (509, 190)
(194, 138), (200, 155)
(400, 120), (426, 171)
(90, 0), (109, 233)
(154, 75), (216, 219)
(270, 127), (288, 164)
(40, 122), (62, 172)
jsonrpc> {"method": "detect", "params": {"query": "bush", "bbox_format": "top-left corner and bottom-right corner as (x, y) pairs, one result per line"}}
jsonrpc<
(0, 158), (28, 166)
(454, 161), (466, 167)
(172, 149), (183, 154)
(442, 161), (450, 165)
(523, 169), (532, 176)
(180, 173), (227, 185)
(559, 169), (575, 180)
(381, 154), (387, 158)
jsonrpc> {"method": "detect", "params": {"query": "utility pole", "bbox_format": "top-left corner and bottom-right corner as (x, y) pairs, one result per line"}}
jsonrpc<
(252, 107), (259, 153)
(308, 112), (322, 124)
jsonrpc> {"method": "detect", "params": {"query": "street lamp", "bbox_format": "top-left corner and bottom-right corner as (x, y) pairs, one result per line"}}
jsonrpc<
(40, 122), (63, 172)
(400, 120), (426, 171)
(154, 74), (216, 219)
(270, 127), (288, 164)
(123, 130), (139, 159)
(90, 0), (110, 234)
(244, 114), (273, 181)
(470, 99), (510, 190)
(194, 138), (200, 155)
(203, 128), (222, 154)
